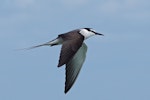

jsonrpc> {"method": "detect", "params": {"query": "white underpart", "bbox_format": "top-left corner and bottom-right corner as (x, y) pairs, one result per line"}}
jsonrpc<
(79, 29), (95, 39)
(48, 37), (63, 45)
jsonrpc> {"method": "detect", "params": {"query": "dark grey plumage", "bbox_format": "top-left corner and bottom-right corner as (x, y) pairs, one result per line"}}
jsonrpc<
(23, 28), (103, 94)
(58, 30), (84, 67)
(57, 29), (85, 93)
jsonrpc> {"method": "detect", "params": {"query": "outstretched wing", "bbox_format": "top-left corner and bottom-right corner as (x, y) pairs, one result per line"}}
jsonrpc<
(58, 31), (84, 67)
(65, 43), (87, 93)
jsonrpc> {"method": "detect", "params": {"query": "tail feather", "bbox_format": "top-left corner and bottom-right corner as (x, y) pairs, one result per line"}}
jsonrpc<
(23, 44), (49, 50)
(17, 42), (51, 51)
(17, 37), (62, 51)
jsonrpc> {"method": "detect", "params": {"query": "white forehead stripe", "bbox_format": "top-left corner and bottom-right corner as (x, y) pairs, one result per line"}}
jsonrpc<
(79, 29), (95, 39)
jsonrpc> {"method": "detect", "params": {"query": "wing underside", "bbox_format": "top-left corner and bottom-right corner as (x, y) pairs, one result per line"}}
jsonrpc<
(65, 43), (87, 93)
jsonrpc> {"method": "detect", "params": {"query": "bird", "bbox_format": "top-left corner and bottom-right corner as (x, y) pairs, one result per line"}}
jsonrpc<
(25, 28), (104, 93)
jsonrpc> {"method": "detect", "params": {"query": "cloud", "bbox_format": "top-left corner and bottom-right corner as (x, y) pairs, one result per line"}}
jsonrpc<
(2, 0), (35, 9)
(97, 0), (150, 20)
(99, 0), (139, 14)
(99, 1), (120, 14)
(14, 0), (35, 8)
(60, 0), (89, 6)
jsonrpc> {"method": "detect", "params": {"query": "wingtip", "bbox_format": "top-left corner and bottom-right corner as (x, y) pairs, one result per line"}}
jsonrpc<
(57, 62), (65, 67)
(64, 90), (67, 94)
(64, 88), (69, 94)
(57, 64), (61, 67)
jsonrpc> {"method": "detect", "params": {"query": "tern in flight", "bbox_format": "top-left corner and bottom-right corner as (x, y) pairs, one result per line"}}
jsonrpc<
(26, 28), (103, 93)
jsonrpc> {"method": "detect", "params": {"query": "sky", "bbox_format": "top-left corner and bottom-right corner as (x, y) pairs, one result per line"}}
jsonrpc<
(0, 0), (150, 100)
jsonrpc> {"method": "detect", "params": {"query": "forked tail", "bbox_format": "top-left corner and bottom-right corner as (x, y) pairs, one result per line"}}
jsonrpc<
(17, 43), (50, 51)
(17, 37), (62, 50)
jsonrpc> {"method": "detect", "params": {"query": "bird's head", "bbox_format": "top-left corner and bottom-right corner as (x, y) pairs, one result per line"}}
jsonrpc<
(79, 28), (104, 39)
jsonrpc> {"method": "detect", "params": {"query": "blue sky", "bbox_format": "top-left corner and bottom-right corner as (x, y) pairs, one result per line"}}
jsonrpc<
(0, 0), (150, 100)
